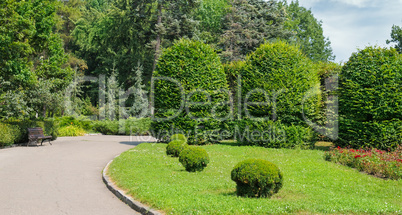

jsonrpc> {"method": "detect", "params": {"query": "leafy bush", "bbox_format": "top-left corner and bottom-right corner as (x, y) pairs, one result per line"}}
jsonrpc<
(179, 146), (210, 172)
(124, 118), (152, 135)
(58, 125), (86, 137)
(336, 119), (402, 149)
(241, 41), (321, 125)
(325, 146), (402, 180)
(338, 46), (402, 150)
(91, 118), (152, 135)
(0, 123), (18, 147)
(166, 140), (188, 157)
(91, 120), (119, 135)
(225, 119), (315, 149)
(4, 119), (59, 143)
(231, 159), (283, 198)
(152, 39), (230, 144)
(56, 116), (93, 131)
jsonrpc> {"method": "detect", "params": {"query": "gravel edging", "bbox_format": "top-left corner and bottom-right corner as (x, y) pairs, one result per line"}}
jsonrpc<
(102, 156), (162, 215)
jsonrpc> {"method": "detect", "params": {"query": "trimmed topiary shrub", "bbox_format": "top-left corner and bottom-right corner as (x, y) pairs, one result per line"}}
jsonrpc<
(179, 146), (210, 172)
(152, 39), (230, 144)
(166, 140), (188, 157)
(241, 41), (321, 125)
(170, 133), (187, 143)
(231, 159), (283, 198)
(337, 46), (402, 150)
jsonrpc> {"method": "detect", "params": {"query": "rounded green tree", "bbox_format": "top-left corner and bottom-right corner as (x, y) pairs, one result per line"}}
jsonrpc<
(231, 159), (283, 198)
(241, 41), (321, 125)
(338, 46), (402, 149)
(152, 39), (230, 144)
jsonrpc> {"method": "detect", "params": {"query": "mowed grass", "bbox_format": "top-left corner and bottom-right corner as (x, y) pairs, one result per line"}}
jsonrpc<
(108, 143), (402, 214)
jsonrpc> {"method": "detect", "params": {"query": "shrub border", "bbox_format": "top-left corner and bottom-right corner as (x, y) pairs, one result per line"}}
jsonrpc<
(102, 155), (162, 215)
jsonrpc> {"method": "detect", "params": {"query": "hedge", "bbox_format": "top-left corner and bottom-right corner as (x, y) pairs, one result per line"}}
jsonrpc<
(337, 46), (402, 150)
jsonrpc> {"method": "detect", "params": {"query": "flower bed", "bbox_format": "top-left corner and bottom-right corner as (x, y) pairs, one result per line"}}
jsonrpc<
(324, 146), (402, 180)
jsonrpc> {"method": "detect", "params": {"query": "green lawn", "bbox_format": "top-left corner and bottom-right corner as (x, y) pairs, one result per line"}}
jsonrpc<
(108, 143), (402, 214)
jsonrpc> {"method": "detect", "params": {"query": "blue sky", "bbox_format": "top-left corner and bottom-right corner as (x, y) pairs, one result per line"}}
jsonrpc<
(295, 0), (402, 63)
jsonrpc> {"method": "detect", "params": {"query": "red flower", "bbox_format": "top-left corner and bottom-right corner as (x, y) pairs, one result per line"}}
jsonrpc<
(355, 155), (361, 158)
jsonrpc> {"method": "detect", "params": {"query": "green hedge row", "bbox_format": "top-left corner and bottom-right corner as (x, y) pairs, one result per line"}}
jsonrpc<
(91, 118), (152, 135)
(224, 119), (315, 149)
(337, 46), (402, 150)
(0, 119), (59, 147)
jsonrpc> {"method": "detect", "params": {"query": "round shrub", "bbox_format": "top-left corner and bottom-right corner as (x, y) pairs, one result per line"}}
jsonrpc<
(170, 133), (187, 143)
(179, 146), (210, 172)
(152, 39), (230, 144)
(231, 159), (283, 198)
(241, 41), (321, 125)
(166, 140), (188, 157)
(338, 46), (402, 149)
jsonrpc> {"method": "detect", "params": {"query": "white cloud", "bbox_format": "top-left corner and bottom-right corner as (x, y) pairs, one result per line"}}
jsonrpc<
(333, 0), (370, 8)
(296, 0), (402, 62)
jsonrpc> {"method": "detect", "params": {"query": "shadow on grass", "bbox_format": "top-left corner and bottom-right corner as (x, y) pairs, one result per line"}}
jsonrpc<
(314, 142), (333, 151)
(220, 191), (237, 197)
(217, 140), (241, 147)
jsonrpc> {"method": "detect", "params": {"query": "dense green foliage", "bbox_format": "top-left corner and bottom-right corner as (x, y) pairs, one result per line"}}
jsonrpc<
(285, 1), (334, 62)
(231, 159), (283, 198)
(179, 146), (210, 172)
(58, 125), (86, 136)
(0, 0), (74, 119)
(91, 118), (152, 135)
(1, 119), (59, 145)
(152, 39), (230, 144)
(219, 0), (293, 62)
(241, 41), (321, 125)
(0, 123), (18, 147)
(166, 140), (188, 157)
(233, 119), (315, 149)
(338, 46), (402, 149)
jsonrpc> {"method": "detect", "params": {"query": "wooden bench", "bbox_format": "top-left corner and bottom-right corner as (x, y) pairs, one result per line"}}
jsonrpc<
(27, 128), (52, 146)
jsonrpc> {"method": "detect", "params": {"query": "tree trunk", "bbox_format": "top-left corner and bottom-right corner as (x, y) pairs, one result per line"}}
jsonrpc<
(152, 2), (162, 72)
(42, 104), (46, 118)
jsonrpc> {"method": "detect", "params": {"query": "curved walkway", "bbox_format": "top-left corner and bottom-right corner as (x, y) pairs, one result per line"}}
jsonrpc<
(0, 135), (156, 215)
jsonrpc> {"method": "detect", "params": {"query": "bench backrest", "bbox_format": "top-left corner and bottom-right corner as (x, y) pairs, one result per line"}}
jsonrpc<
(28, 127), (45, 138)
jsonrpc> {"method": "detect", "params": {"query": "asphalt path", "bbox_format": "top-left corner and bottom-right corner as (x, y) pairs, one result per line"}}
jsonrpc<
(0, 135), (156, 215)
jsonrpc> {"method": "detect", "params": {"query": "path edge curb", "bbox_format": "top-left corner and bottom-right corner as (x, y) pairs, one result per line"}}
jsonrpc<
(102, 156), (162, 215)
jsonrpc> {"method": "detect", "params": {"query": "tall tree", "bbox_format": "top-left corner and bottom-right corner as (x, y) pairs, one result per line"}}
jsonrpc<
(73, 0), (199, 106)
(192, 0), (229, 48)
(285, 0), (335, 62)
(219, 0), (293, 62)
(0, 0), (74, 119)
(387, 24), (402, 54)
(152, 0), (199, 72)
